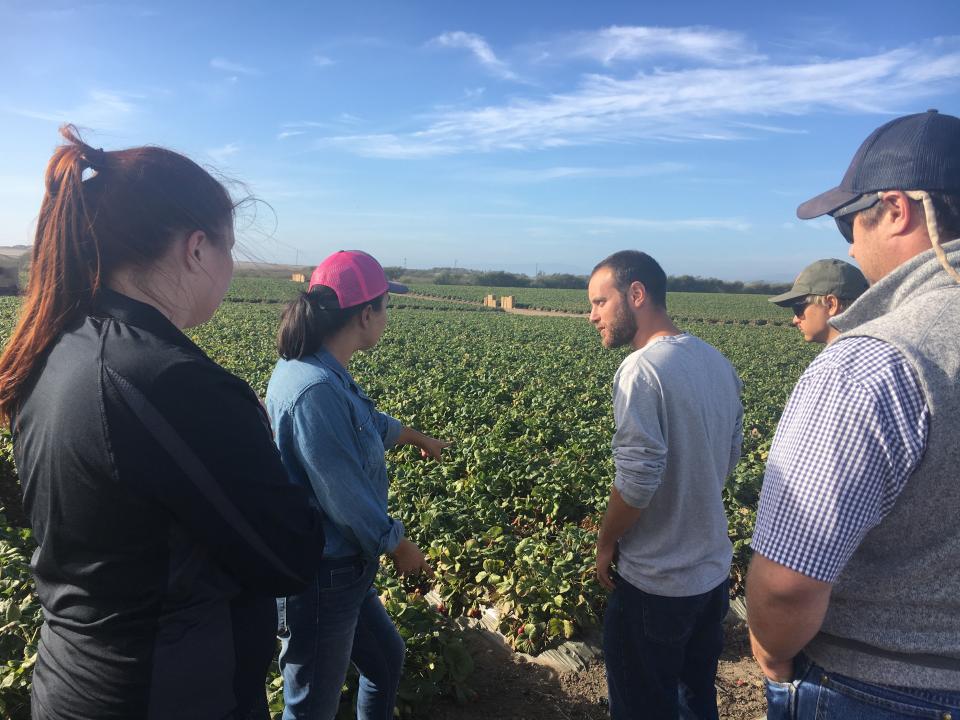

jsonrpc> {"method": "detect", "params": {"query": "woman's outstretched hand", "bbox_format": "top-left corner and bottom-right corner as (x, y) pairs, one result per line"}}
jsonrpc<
(389, 538), (434, 576)
(416, 434), (451, 460)
(397, 426), (452, 460)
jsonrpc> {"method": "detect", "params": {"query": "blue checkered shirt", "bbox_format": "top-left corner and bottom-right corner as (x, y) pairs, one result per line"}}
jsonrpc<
(751, 336), (929, 583)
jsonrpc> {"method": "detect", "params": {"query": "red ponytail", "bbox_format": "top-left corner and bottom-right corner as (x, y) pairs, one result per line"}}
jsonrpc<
(0, 125), (235, 423)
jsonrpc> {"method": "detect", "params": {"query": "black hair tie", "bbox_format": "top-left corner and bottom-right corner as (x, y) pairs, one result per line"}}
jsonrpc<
(81, 146), (107, 170)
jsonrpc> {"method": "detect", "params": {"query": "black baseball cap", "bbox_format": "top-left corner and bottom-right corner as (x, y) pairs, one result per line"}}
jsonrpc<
(797, 110), (960, 219)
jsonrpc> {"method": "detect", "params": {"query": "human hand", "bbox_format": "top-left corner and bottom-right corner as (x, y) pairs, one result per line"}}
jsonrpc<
(750, 629), (794, 683)
(389, 538), (434, 577)
(596, 542), (618, 591)
(416, 435), (452, 460)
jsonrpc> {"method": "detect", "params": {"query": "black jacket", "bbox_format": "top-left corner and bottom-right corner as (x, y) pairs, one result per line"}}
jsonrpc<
(14, 289), (324, 719)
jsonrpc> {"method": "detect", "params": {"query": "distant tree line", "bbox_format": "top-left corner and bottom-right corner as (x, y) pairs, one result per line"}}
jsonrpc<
(383, 266), (790, 295)
(666, 275), (792, 295)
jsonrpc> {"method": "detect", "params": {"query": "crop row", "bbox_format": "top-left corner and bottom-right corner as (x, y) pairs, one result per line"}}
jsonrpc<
(407, 283), (796, 322)
(225, 277), (498, 314)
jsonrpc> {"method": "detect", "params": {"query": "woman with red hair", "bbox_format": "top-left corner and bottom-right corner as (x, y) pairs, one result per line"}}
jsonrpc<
(0, 127), (324, 720)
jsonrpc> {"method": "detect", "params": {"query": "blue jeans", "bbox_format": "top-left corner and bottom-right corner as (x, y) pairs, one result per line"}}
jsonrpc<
(603, 577), (729, 720)
(766, 656), (960, 719)
(277, 557), (405, 720)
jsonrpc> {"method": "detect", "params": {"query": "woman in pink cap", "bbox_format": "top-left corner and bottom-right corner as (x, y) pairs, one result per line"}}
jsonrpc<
(266, 250), (449, 720)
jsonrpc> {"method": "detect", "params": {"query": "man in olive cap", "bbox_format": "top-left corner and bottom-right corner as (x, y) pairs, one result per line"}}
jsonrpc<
(769, 259), (868, 344)
(747, 109), (960, 718)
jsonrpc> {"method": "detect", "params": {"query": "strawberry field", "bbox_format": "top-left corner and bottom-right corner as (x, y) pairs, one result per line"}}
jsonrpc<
(407, 282), (793, 323)
(0, 283), (817, 718)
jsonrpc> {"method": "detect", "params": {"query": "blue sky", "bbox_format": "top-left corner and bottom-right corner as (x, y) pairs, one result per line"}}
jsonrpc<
(1, 0), (958, 281)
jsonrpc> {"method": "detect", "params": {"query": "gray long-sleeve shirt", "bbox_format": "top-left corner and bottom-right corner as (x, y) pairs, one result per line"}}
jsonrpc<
(612, 333), (743, 597)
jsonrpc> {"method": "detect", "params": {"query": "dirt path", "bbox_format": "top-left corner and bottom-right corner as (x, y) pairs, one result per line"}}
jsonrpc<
(403, 293), (588, 318)
(502, 306), (587, 318)
(403, 292), (480, 306)
(431, 620), (766, 720)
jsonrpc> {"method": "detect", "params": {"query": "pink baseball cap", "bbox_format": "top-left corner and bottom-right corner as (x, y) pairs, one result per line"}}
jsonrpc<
(308, 250), (391, 308)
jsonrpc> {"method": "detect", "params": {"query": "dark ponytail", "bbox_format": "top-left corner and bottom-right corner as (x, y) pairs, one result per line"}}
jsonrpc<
(277, 286), (386, 360)
(0, 125), (236, 423)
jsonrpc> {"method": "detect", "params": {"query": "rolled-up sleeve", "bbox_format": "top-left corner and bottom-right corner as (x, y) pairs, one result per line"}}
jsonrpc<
(291, 384), (404, 557)
(612, 370), (667, 509)
(373, 410), (403, 447)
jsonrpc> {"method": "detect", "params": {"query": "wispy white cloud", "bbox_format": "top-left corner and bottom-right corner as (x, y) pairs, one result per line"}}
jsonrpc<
(278, 115), (362, 140)
(428, 31), (520, 81)
(306, 208), (751, 232)
(480, 210), (753, 232)
(206, 143), (240, 162)
(731, 121), (810, 135)
(5, 89), (140, 130)
(282, 121), (327, 129)
(572, 214), (751, 232)
(481, 162), (688, 183)
(319, 133), (460, 159)
(782, 217), (838, 232)
(808, 217), (839, 232)
(313, 54), (335, 67)
(568, 25), (764, 66)
(210, 57), (262, 76)
(324, 40), (960, 158)
(24, 4), (161, 21)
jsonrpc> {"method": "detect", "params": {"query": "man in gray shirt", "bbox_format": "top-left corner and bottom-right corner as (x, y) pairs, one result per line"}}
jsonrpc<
(589, 250), (743, 720)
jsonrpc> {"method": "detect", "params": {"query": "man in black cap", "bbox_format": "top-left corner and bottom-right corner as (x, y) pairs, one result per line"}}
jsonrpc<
(747, 109), (960, 718)
(768, 259), (868, 344)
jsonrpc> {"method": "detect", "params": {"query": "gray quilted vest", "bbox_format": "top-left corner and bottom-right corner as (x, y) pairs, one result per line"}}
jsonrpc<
(804, 239), (960, 689)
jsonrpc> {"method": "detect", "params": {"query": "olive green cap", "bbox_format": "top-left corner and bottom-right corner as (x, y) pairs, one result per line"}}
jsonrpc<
(768, 259), (868, 306)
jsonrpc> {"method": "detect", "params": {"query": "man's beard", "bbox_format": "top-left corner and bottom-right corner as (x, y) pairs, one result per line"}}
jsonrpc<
(605, 301), (637, 348)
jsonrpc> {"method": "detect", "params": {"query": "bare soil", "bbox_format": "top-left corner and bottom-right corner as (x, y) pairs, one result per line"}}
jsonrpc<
(431, 622), (766, 720)
(403, 293), (588, 318)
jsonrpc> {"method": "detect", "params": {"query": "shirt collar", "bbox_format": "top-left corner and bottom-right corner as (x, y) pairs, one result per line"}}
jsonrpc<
(832, 237), (960, 334)
(92, 287), (204, 354)
(313, 348), (370, 399)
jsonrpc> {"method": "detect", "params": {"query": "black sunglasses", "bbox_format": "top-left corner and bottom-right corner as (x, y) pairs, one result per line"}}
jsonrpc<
(831, 193), (882, 244)
(791, 300), (810, 318)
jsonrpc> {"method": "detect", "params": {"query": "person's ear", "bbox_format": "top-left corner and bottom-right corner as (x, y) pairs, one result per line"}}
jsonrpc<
(881, 191), (914, 237)
(358, 303), (373, 328)
(824, 294), (842, 317)
(628, 280), (646, 308)
(184, 230), (208, 271)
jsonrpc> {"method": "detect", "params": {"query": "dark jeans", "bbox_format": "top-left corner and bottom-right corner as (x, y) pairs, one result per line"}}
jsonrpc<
(603, 578), (729, 720)
(766, 655), (960, 719)
(277, 557), (405, 720)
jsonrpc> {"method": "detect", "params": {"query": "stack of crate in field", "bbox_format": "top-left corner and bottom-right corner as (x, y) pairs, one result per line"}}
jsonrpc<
(482, 294), (514, 309)
(291, 273), (306, 283)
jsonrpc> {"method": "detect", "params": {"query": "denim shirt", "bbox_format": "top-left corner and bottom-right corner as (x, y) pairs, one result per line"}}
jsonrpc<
(266, 349), (404, 560)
